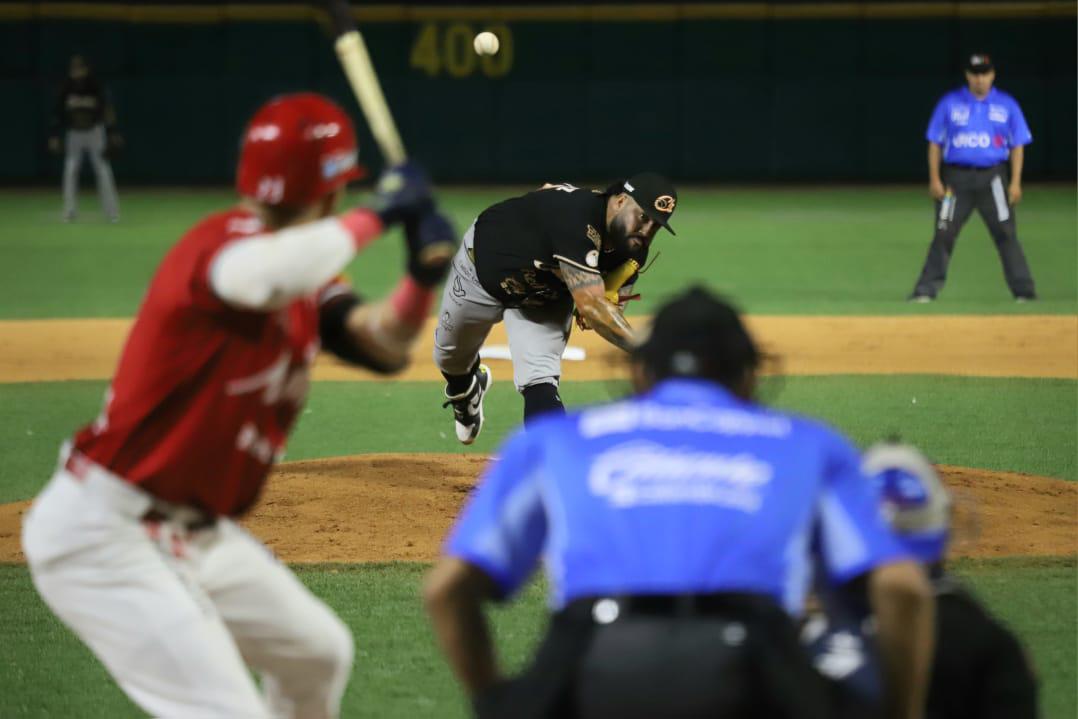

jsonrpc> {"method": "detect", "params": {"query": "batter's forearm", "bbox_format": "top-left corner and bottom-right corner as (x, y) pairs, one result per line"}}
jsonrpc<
(927, 143), (942, 183)
(341, 276), (434, 372)
(1010, 145), (1024, 184)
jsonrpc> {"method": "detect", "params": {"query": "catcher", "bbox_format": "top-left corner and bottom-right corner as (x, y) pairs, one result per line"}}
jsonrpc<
(433, 172), (676, 442)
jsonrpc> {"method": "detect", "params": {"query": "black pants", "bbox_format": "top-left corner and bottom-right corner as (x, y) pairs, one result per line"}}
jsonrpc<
(475, 595), (829, 719)
(911, 163), (1036, 299)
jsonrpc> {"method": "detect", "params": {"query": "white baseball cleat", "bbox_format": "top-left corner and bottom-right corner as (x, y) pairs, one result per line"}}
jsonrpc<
(443, 364), (492, 445)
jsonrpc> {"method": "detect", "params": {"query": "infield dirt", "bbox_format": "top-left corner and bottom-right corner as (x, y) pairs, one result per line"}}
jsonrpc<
(0, 314), (1074, 564)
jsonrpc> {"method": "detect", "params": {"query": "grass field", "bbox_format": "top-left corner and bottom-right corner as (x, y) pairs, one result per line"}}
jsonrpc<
(0, 186), (1075, 717)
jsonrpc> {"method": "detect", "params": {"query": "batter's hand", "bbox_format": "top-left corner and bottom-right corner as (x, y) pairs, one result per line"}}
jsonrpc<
(404, 210), (456, 287)
(929, 178), (946, 200)
(374, 161), (434, 227)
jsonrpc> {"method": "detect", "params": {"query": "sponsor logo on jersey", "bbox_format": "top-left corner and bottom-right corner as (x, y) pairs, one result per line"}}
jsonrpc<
(321, 150), (357, 180)
(950, 105), (970, 125)
(988, 104), (1009, 123)
(586, 249), (600, 268)
(586, 224), (602, 249)
(654, 195), (676, 214)
(951, 131), (992, 149)
(587, 440), (774, 511)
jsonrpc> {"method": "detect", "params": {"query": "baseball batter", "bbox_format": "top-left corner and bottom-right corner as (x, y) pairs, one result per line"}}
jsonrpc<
(48, 55), (121, 223)
(434, 172), (677, 443)
(21, 93), (455, 718)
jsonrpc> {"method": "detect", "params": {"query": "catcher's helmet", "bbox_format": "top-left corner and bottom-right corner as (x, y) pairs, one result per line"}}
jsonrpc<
(236, 93), (366, 207)
(862, 442), (951, 563)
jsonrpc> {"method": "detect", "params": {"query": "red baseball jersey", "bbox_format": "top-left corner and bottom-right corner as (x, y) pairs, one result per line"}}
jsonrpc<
(74, 207), (340, 516)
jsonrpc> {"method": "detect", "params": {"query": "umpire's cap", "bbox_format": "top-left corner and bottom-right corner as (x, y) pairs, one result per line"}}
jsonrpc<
(622, 172), (678, 235)
(862, 442), (951, 563)
(632, 285), (759, 388)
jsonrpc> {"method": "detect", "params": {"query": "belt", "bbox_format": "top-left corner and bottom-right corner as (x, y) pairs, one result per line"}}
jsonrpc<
(944, 162), (1004, 172)
(63, 451), (216, 532)
(566, 592), (782, 624)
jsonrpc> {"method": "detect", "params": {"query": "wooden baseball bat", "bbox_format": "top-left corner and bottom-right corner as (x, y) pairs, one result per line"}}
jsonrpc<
(325, 0), (407, 165)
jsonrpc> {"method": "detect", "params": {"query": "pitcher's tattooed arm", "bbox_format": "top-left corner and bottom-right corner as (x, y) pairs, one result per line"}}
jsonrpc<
(559, 260), (635, 352)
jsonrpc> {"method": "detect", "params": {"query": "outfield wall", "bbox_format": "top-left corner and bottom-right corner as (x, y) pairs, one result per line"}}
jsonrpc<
(2, 1), (1075, 183)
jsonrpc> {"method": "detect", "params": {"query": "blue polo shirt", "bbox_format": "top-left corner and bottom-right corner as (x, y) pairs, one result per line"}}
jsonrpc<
(444, 379), (907, 614)
(926, 87), (1032, 167)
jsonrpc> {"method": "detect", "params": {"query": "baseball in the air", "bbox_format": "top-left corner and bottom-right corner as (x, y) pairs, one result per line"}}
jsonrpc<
(473, 31), (500, 56)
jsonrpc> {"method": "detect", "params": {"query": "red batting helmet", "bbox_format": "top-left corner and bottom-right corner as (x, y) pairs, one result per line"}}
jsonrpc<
(236, 92), (366, 207)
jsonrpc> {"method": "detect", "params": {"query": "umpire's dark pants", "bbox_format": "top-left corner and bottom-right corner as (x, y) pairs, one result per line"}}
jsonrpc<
(475, 594), (830, 719)
(911, 163), (1036, 299)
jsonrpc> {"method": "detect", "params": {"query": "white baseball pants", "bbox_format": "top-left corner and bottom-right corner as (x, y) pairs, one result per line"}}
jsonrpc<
(21, 449), (353, 719)
(63, 124), (119, 220)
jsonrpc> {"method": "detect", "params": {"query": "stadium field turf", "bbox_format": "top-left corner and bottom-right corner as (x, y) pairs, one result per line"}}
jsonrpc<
(0, 187), (1074, 717)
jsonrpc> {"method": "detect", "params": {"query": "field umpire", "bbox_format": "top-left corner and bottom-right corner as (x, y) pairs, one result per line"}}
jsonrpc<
(48, 54), (122, 223)
(433, 174), (675, 444)
(425, 286), (935, 719)
(909, 53), (1036, 302)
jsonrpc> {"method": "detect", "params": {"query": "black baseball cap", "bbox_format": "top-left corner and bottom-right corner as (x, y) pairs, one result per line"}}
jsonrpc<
(632, 285), (759, 387)
(966, 53), (994, 74)
(621, 172), (678, 235)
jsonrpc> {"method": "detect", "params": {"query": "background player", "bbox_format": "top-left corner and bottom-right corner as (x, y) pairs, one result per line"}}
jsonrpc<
(434, 172), (676, 443)
(22, 93), (454, 718)
(48, 54), (122, 223)
(805, 441), (1040, 718)
(909, 53), (1036, 302)
(425, 286), (935, 719)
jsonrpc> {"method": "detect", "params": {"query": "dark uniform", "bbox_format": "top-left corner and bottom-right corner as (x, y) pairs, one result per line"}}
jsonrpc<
(473, 184), (646, 309)
(805, 573), (1039, 719)
(806, 443), (1039, 719)
(50, 59), (121, 222)
(433, 174), (675, 441)
(910, 56), (1036, 301)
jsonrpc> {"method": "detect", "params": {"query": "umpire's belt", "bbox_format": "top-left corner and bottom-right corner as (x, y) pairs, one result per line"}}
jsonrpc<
(944, 162), (1005, 172)
(62, 446), (216, 531)
(565, 592), (784, 624)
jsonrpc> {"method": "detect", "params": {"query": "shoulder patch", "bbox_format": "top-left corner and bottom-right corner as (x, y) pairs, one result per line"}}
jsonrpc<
(586, 224), (602, 249)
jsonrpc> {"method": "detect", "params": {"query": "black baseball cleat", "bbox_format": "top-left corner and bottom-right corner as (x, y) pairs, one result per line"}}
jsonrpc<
(443, 364), (492, 445)
(908, 293), (935, 303)
(1014, 294), (1037, 303)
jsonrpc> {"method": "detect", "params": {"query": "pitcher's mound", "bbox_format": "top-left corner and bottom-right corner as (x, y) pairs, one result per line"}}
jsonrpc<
(1, 454), (1074, 563)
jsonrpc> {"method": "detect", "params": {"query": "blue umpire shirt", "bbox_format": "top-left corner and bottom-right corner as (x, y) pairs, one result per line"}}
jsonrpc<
(926, 86), (1032, 168)
(445, 379), (908, 613)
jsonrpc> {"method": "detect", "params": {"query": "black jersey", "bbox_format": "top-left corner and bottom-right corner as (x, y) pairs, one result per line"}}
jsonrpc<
(53, 77), (110, 131)
(925, 576), (1038, 719)
(806, 572), (1038, 719)
(472, 183), (609, 308)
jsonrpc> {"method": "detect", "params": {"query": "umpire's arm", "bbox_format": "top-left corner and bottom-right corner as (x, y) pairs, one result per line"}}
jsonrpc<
(870, 560), (935, 719)
(424, 558), (502, 695)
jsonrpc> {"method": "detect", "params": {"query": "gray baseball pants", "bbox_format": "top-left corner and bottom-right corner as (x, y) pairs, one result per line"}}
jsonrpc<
(433, 222), (573, 391)
(911, 163), (1035, 299)
(63, 125), (119, 220)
